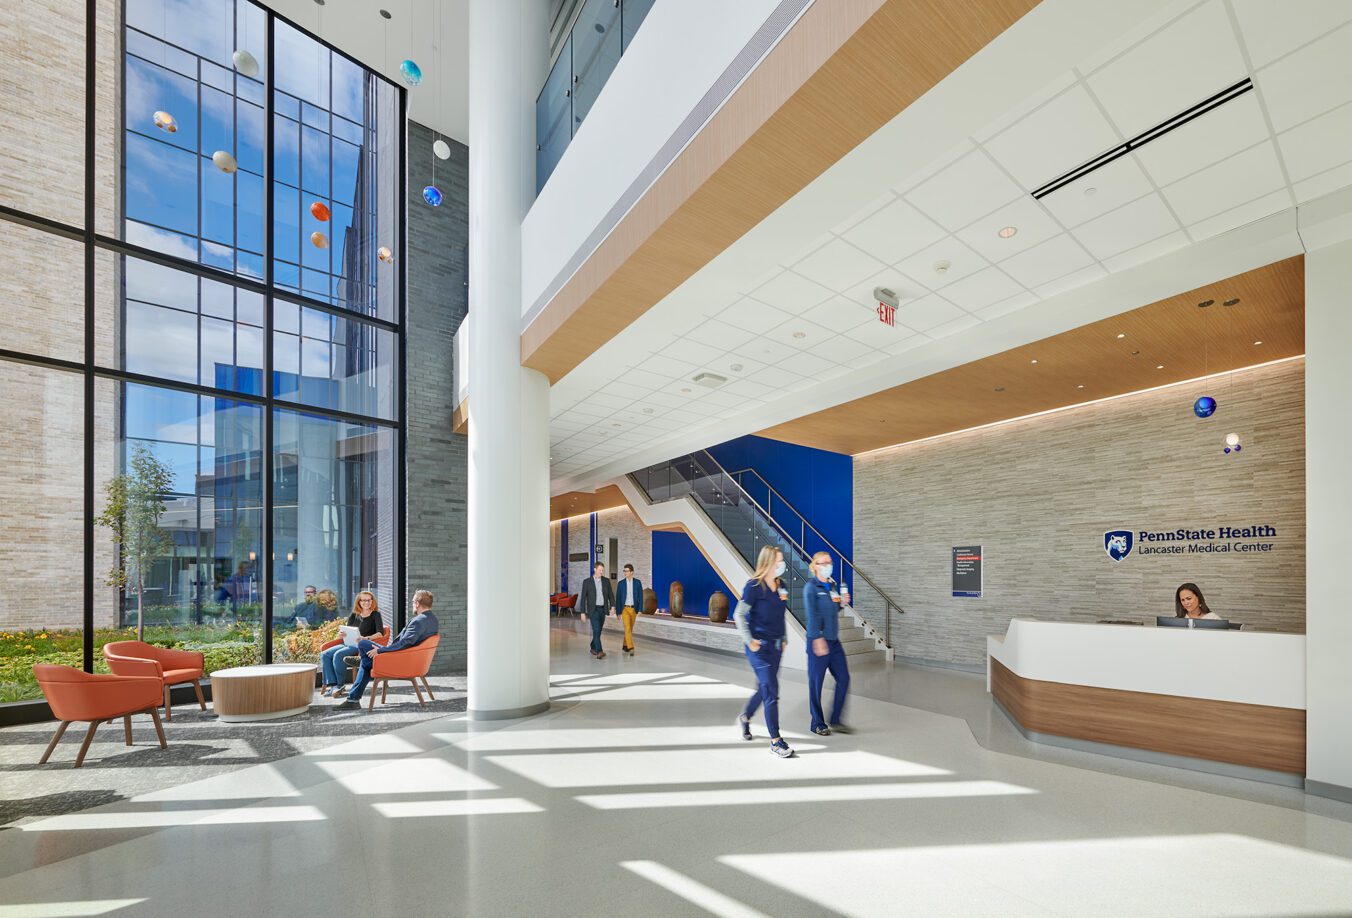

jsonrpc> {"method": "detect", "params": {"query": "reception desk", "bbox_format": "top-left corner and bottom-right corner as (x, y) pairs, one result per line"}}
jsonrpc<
(988, 619), (1306, 779)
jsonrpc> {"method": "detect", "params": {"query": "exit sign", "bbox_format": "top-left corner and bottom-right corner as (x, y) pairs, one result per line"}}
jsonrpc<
(877, 301), (896, 326)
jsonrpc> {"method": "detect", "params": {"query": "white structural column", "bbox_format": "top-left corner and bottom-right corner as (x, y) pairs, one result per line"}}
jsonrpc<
(466, 0), (551, 719)
(1305, 236), (1352, 801)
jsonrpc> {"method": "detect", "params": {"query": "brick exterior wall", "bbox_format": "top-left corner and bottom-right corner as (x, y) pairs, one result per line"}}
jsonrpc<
(853, 358), (1306, 668)
(404, 121), (470, 674)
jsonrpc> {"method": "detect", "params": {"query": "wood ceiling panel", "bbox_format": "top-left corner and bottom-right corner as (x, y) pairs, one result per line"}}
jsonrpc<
(522, 0), (1040, 383)
(758, 257), (1304, 455)
(550, 485), (628, 521)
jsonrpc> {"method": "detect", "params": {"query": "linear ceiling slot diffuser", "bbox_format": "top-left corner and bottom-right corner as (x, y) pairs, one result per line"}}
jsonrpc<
(1031, 78), (1254, 200)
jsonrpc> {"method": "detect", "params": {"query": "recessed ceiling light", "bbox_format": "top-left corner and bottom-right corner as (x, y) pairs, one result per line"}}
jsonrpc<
(1077, 384), (1085, 389)
(642, 407), (653, 414)
(1253, 340), (1263, 346)
(1030, 358), (1038, 364)
(998, 226), (1018, 239)
(792, 331), (806, 339)
(1131, 350), (1140, 356)
(729, 363), (743, 372)
(379, 8), (391, 17)
(1224, 298), (1240, 306)
(1156, 365), (1164, 370)
(933, 260), (951, 274)
(1116, 333), (1126, 339)
(994, 386), (1005, 392)
(1198, 299), (1214, 308)
(1084, 186), (1098, 197)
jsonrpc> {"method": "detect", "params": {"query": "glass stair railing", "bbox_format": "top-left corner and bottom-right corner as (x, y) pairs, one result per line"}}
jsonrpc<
(631, 450), (901, 648)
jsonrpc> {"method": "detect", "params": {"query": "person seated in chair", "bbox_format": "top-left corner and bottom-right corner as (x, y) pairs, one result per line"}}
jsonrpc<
(335, 589), (438, 710)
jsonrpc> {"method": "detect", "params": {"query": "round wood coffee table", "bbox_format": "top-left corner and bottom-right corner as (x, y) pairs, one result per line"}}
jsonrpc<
(211, 663), (316, 722)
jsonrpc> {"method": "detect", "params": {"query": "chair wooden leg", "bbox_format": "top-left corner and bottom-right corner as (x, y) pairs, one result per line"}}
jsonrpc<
(148, 707), (167, 749)
(74, 720), (100, 768)
(411, 679), (426, 707)
(193, 680), (206, 711)
(163, 684), (173, 721)
(39, 721), (70, 765)
(381, 680), (388, 703)
(421, 677), (435, 701)
(367, 680), (379, 710)
(123, 715), (134, 746)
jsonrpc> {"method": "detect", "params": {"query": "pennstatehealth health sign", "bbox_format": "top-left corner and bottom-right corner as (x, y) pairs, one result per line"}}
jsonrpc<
(1103, 524), (1279, 562)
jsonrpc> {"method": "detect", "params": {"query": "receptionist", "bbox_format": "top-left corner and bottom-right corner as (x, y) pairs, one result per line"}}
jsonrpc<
(1175, 582), (1220, 619)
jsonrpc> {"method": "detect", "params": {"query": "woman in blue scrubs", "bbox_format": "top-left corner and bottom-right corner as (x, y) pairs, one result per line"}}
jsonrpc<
(734, 545), (795, 758)
(804, 551), (851, 736)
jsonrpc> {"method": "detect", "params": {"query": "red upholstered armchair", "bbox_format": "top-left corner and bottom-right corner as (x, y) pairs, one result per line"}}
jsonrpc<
(102, 641), (205, 721)
(366, 634), (440, 710)
(555, 593), (578, 616)
(33, 664), (167, 767)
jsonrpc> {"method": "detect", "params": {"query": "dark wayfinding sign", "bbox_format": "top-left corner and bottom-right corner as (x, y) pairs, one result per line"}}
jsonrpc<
(952, 546), (982, 598)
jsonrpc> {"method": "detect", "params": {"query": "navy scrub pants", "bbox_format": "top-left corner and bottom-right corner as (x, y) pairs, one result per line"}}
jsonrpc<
(807, 638), (850, 730)
(742, 641), (784, 738)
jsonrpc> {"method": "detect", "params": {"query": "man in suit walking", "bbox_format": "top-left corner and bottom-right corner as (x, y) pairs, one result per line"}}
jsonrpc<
(577, 561), (615, 659)
(616, 563), (643, 656)
(336, 589), (438, 709)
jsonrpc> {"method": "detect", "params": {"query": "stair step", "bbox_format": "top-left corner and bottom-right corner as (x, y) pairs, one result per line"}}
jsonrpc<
(841, 638), (879, 655)
(836, 627), (866, 642)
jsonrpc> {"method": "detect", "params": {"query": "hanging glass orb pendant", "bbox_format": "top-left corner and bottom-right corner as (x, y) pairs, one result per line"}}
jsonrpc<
(232, 49), (260, 78)
(212, 150), (238, 174)
(433, 139), (451, 160)
(399, 59), (423, 86)
(1222, 432), (1242, 455)
(153, 110), (177, 133)
(377, 246), (394, 264)
(310, 201), (331, 222)
(422, 184), (443, 207)
(310, 231), (329, 249)
(1193, 396), (1217, 418)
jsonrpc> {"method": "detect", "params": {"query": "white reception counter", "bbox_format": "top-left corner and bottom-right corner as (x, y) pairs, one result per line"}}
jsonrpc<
(987, 619), (1307, 778)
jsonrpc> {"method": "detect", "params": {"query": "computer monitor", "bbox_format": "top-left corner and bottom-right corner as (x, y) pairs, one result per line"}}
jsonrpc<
(1156, 616), (1231, 630)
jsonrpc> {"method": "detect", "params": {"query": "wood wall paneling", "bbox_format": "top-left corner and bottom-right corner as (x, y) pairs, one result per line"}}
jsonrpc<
(991, 658), (1306, 774)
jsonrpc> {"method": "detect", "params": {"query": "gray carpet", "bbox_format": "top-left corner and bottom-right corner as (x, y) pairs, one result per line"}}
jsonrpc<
(0, 675), (467, 829)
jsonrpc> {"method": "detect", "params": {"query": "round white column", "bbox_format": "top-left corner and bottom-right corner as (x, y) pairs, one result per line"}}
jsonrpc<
(466, 0), (551, 719)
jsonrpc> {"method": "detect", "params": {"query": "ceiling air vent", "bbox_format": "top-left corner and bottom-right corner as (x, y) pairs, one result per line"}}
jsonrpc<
(1032, 78), (1254, 200)
(692, 372), (728, 388)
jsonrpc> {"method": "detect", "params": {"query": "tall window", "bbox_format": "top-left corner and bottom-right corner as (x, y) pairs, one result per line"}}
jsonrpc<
(0, 0), (403, 703)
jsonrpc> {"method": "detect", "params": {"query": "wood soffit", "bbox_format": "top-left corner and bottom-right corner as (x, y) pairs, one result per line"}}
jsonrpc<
(757, 257), (1306, 456)
(550, 485), (628, 522)
(521, 0), (1040, 383)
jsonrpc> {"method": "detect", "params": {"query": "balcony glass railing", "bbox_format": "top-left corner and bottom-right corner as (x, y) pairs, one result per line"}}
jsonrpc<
(536, 0), (656, 193)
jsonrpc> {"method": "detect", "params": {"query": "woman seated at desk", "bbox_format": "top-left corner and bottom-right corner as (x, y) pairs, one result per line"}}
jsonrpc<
(1175, 582), (1220, 620)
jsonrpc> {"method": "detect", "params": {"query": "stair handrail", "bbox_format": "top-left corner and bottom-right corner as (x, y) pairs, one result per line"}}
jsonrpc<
(683, 450), (901, 649)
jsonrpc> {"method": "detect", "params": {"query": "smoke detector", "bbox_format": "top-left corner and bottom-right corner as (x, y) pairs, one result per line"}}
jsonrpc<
(933, 260), (951, 275)
(692, 372), (728, 389)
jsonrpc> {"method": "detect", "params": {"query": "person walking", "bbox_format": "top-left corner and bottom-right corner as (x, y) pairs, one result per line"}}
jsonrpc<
(617, 563), (643, 655)
(577, 561), (615, 659)
(734, 545), (794, 758)
(804, 551), (852, 736)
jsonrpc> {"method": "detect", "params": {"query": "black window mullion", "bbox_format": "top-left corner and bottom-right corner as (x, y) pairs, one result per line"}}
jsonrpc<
(263, 5), (275, 664)
(83, 0), (97, 675)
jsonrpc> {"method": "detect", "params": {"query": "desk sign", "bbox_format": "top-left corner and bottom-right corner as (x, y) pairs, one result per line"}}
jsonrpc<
(952, 546), (982, 598)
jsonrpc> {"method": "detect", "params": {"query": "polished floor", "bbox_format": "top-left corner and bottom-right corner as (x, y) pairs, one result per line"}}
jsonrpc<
(1, 628), (1351, 917)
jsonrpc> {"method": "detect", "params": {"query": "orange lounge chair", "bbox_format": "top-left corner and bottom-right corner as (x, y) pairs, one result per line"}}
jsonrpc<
(102, 641), (206, 721)
(33, 664), (167, 768)
(366, 634), (440, 710)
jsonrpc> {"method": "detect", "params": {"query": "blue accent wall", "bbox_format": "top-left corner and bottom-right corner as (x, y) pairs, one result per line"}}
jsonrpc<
(706, 435), (853, 563)
(650, 530), (728, 617)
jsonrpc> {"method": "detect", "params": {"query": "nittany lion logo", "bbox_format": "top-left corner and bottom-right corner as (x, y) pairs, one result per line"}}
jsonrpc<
(1104, 530), (1134, 562)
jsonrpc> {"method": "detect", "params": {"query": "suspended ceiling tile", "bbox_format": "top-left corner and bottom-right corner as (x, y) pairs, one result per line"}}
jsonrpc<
(1255, 23), (1352, 132)
(800, 295), (876, 333)
(1233, 0), (1352, 69)
(1133, 92), (1272, 187)
(903, 150), (1024, 232)
(997, 233), (1098, 289)
(895, 293), (968, 332)
(1187, 188), (1292, 242)
(1032, 263), (1108, 300)
(839, 198), (947, 266)
(1099, 229), (1191, 273)
(1086, 1), (1248, 139)
(716, 297), (794, 335)
(984, 85), (1124, 190)
(808, 334), (880, 365)
(955, 196), (1064, 263)
(1275, 101), (1352, 182)
(1160, 140), (1286, 225)
(926, 314), (983, 341)
(1293, 161), (1352, 203)
(762, 318), (834, 352)
(683, 318), (760, 352)
(974, 290), (1039, 322)
(892, 238), (989, 292)
(792, 238), (890, 293)
(938, 268), (1025, 314)
(1072, 193), (1181, 260)
(749, 270), (836, 315)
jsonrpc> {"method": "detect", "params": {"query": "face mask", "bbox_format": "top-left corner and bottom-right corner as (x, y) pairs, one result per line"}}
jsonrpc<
(774, 561), (786, 577)
(820, 565), (833, 579)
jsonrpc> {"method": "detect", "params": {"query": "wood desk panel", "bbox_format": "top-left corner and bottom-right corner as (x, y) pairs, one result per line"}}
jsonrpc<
(991, 658), (1305, 775)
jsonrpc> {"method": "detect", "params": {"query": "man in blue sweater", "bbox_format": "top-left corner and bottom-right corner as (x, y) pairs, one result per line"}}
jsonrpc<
(336, 589), (439, 709)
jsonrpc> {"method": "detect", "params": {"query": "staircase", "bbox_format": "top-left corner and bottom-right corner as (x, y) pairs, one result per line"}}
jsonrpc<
(622, 450), (898, 664)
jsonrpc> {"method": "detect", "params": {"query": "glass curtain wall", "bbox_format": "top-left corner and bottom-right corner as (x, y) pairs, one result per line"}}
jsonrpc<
(0, 0), (403, 703)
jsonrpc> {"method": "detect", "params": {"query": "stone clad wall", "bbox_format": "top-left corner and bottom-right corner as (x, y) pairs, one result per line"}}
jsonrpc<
(854, 359), (1306, 668)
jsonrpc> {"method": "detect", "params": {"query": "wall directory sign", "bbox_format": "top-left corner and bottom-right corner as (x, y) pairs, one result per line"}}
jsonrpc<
(952, 546), (982, 598)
